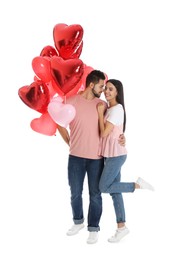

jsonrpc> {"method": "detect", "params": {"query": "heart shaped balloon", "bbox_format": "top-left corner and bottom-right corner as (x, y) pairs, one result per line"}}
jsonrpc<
(53, 23), (83, 60)
(65, 64), (94, 97)
(50, 56), (84, 95)
(18, 80), (50, 113)
(40, 45), (59, 58)
(32, 56), (52, 83)
(30, 112), (57, 136)
(48, 100), (76, 128)
(77, 64), (94, 90)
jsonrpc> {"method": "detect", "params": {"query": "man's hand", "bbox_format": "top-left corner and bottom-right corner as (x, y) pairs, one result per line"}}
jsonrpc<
(119, 133), (126, 146)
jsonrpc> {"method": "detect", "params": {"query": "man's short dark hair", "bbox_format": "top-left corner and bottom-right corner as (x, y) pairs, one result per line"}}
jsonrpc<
(86, 70), (105, 87)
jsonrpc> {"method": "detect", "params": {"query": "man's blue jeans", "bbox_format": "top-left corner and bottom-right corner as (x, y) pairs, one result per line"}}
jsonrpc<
(99, 155), (135, 223)
(68, 155), (104, 231)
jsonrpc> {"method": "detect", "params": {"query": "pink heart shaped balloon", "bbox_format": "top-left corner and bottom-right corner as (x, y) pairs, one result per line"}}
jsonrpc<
(48, 100), (76, 128)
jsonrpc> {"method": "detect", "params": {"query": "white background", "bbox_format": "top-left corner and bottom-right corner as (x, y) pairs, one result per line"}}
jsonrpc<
(0, 0), (177, 259)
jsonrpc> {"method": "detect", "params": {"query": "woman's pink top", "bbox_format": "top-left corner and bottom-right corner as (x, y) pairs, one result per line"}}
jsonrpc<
(98, 104), (127, 157)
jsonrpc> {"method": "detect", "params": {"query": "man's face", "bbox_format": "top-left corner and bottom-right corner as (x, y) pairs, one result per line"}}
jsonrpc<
(91, 79), (105, 98)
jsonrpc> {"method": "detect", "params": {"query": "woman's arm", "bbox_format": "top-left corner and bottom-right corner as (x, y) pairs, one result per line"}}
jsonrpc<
(97, 103), (114, 137)
(97, 103), (126, 145)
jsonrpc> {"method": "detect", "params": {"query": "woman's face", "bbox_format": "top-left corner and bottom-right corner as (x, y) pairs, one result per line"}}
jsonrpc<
(104, 82), (117, 102)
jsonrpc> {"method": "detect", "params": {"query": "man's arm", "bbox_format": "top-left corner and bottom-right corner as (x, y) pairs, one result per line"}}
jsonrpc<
(57, 125), (70, 146)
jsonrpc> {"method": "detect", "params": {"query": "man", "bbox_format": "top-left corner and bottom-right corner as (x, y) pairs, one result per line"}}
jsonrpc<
(57, 70), (125, 244)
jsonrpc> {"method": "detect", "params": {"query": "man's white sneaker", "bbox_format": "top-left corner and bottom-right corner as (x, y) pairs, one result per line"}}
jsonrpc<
(87, 232), (98, 244)
(66, 223), (84, 236)
(136, 177), (155, 191)
(108, 227), (129, 243)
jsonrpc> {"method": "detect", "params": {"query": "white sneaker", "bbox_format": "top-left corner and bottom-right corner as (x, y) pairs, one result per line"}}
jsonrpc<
(136, 177), (155, 191)
(66, 223), (84, 236)
(87, 232), (98, 244)
(108, 227), (129, 243)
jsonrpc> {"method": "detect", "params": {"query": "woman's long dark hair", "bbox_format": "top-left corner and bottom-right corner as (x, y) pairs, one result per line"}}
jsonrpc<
(106, 79), (126, 132)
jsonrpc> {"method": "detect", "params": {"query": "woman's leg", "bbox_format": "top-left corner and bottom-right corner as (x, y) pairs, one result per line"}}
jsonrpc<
(99, 155), (135, 194)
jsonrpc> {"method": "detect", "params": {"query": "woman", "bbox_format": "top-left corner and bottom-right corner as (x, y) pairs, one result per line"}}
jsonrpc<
(97, 79), (154, 243)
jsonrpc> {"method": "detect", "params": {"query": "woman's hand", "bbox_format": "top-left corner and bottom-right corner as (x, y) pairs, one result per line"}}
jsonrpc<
(97, 102), (105, 114)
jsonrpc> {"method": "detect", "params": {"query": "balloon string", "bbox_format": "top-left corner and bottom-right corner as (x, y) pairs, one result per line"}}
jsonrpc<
(64, 95), (66, 104)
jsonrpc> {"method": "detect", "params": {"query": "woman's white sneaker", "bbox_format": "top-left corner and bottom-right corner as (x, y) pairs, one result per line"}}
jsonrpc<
(136, 177), (155, 191)
(108, 227), (129, 243)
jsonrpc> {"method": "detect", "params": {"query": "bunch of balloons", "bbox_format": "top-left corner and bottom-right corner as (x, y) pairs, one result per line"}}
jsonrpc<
(18, 23), (94, 136)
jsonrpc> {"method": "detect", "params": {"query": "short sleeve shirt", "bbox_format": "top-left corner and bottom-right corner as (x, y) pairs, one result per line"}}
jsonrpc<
(66, 94), (106, 159)
(98, 104), (127, 157)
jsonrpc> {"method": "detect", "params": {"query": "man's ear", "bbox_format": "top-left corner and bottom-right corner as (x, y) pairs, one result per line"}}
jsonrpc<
(90, 82), (94, 89)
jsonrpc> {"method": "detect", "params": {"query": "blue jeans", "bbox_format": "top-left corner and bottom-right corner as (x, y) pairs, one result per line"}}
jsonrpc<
(99, 155), (135, 223)
(68, 155), (104, 231)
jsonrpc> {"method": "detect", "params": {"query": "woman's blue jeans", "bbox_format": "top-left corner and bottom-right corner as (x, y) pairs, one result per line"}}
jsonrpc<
(99, 155), (135, 223)
(68, 155), (104, 231)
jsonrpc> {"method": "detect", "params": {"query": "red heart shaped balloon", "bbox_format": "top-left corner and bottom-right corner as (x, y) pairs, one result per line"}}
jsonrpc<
(50, 56), (84, 95)
(40, 45), (59, 58)
(18, 80), (50, 113)
(53, 23), (83, 60)
(32, 56), (52, 83)
(65, 64), (94, 97)
(30, 112), (57, 136)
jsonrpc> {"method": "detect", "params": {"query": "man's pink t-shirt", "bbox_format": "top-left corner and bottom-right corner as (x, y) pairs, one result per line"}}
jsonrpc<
(66, 94), (106, 159)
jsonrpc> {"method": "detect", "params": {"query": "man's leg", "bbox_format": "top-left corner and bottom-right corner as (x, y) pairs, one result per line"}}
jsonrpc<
(86, 158), (104, 243)
(67, 155), (86, 235)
